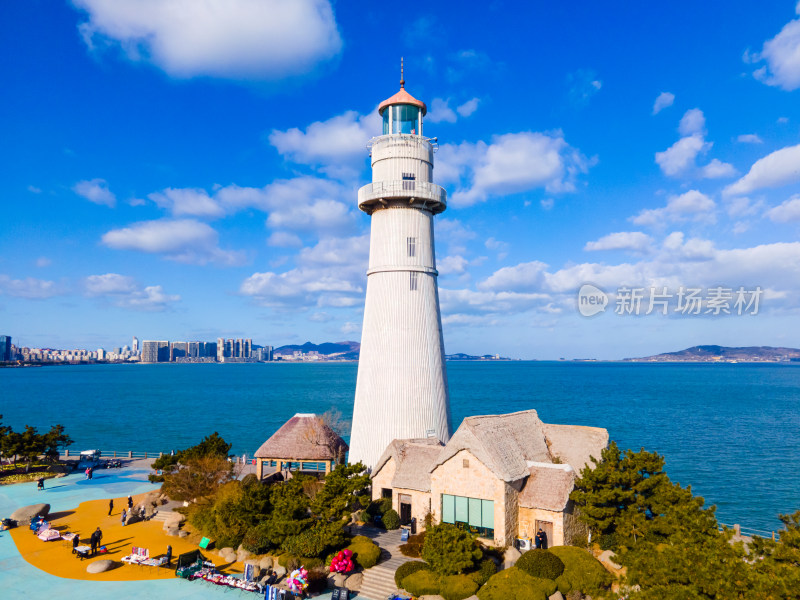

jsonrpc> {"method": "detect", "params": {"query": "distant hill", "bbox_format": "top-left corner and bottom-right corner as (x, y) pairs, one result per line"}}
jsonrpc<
(625, 345), (800, 362)
(446, 353), (510, 361)
(274, 341), (360, 360)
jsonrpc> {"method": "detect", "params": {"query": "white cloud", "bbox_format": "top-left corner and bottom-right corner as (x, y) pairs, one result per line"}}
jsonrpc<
(456, 98), (480, 117)
(766, 195), (800, 222)
(652, 92), (675, 115)
(83, 273), (180, 311)
(267, 231), (303, 248)
(438, 255), (469, 276)
(584, 231), (653, 254)
(73, 178), (116, 207)
(72, 0), (341, 80)
(27, 185), (42, 194)
(750, 3), (800, 90)
(701, 158), (737, 179)
(439, 131), (591, 206)
(724, 196), (762, 218)
(737, 134), (763, 144)
(426, 98), (457, 123)
(268, 110), (378, 175)
(148, 188), (225, 218)
(678, 108), (706, 136)
(655, 135), (709, 176)
(35, 257), (52, 268)
(540, 198), (554, 210)
(632, 190), (716, 227)
(478, 261), (549, 293)
(0, 275), (65, 299)
(101, 218), (245, 265)
(724, 143), (800, 196)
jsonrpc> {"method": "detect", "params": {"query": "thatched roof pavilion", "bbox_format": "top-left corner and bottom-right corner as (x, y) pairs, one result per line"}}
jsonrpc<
(254, 413), (348, 478)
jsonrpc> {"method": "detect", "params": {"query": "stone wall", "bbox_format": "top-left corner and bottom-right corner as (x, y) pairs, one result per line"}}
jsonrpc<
(562, 500), (589, 546)
(371, 458), (396, 501)
(518, 507), (565, 547)
(429, 449), (509, 546)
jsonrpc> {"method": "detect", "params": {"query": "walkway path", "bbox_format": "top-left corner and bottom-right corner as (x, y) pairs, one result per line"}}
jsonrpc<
(351, 525), (421, 600)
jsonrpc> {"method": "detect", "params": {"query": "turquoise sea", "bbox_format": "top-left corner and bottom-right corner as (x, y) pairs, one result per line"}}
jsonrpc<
(3, 361), (799, 535)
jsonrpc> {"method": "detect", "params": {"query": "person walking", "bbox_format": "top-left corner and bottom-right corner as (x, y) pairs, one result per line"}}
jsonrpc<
(90, 530), (98, 557)
(127, 495), (133, 510)
(37, 477), (44, 491)
(72, 534), (80, 554)
(121, 509), (127, 526)
(166, 545), (172, 566)
(108, 499), (114, 516)
(94, 527), (103, 554)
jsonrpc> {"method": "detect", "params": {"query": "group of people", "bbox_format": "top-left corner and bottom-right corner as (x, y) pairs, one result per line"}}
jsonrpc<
(109, 495), (147, 524)
(84, 466), (94, 480)
(535, 527), (548, 549)
(70, 527), (104, 557)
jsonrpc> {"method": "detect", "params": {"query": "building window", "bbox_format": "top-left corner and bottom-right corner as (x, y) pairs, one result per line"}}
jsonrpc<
(407, 237), (416, 257)
(410, 272), (418, 291)
(441, 494), (494, 539)
(463, 459), (469, 468)
(402, 172), (416, 190)
(382, 488), (393, 499)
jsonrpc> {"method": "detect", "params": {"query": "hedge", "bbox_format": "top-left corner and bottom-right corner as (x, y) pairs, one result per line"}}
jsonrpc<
(549, 545), (612, 596)
(347, 537), (381, 569)
(402, 569), (441, 596)
(471, 557), (497, 585)
(440, 574), (480, 600)
(399, 532), (426, 557)
(395, 560), (430, 587)
(516, 549), (565, 580)
(477, 567), (557, 600)
(383, 509), (400, 530)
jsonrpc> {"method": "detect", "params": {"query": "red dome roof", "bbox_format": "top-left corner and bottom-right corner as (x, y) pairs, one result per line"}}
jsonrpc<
(378, 85), (427, 116)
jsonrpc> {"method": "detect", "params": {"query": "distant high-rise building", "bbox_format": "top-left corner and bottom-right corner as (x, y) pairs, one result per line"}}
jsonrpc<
(0, 335), (12, 362)
(141, 340), (169, 363)
(244, 338), (252, 358)
(203, 341), (217, 358)
(132, 336), (139, 354)
(187, 341), (200, 358)
(170, 341), (187, 361)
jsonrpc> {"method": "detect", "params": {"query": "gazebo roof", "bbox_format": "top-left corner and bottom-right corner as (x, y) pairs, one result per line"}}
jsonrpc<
(254, 413), (348, 461)
(378, 85), (427, 116)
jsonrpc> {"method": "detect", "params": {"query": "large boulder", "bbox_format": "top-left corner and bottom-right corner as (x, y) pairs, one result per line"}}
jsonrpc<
(549, 592), (565, 600)
(164, 526), (180, 537)
(332, 572), (347, 587)
(236, 545), (253, 562)
(162, 513), (183, 530)
(10, 503), (50, 524)
(125, 514), (142, 526)
(344, 572), (363, 591)
(86, 559), (116, 573)
(259, 556), (273, 571)
(245, 559), (262, 578)
(502, 546), (521, 570)
(219, 547), (237, 563)
(273, 565), (287, 579)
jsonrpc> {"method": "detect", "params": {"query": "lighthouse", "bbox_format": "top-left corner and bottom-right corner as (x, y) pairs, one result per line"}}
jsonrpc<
(348, 69), (452, 469)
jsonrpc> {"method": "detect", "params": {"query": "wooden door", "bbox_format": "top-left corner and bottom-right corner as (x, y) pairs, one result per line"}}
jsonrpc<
(535, 520), (554, 549)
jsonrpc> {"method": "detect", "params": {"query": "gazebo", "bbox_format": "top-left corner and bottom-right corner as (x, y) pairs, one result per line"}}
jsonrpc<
(254, 413), (348, 479)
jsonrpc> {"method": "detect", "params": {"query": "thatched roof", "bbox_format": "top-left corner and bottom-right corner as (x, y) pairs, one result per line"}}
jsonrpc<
(372, 438), (444, 492)
(254, 413), (348, 461)
(430, 409), (607, 482)
(518, 463), (576, 511)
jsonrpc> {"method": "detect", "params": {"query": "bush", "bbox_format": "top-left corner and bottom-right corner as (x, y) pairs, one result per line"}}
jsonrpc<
(278, 554), (300, 570)
(598, 532), (617, 550)
(471, 557), (497, 586)
(281, 521), (346, 558)
(400, 532), (426, 557)
(347, 537), (381, 569)
(382, 509), (400, 530)
(477, 567), (557, 600)
(516, 549), (565, 580)
(422, 523), (481, 575)
(440, 574), (480, 600)
(242, 522), (273, 554)
(549, 546), (612, 596)
(402, 569), (441, 596)
(394, 560), (430, 587)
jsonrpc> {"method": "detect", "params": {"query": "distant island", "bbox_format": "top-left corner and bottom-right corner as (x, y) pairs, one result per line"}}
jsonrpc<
(624, 345), (800, 363)
(272, 342), (510, 362)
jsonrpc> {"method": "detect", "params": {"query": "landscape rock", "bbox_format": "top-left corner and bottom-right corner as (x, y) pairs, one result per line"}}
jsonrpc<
(219, 547), (237, 563)
(344, 572), (363, 591)
(10, 503), (50, 524)
(178, 530), (189, 538)
(273, 565), (287, 578)
(86, 559), (116, 573)
(332, 572), (347, 587)
(236, 545), (253, 562)
(502, 546), (521, 570)
(598, 550), (622, 570)
(259, 556), (273, 570)
(549, 592), (565, 600)
(125, 514), (142, 525)
(418, 596), (444, 600)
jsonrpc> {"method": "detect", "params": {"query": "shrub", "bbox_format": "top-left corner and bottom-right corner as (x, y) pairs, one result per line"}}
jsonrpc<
(242, 522), (273, 554)
(278, 554), (300, 570)
(378, 497), (393, 514)
(382, 509), (400, 530)
(281, 521), (346, 558)
(440, 574), (480, 600)
(400, 532), (426, 557)
(477, 567), (556, 600)
(402, 569), (441, 596)
(516, 549), (565, 580)
(471, 557), (497, 585)
(356, 510), (370, 523)
(394, 560), (430, 587)
(347, 537), (381, 569)
(422, 523), (481, 575)
(598, 533), (617, 550)
(549, 546), (612, 596)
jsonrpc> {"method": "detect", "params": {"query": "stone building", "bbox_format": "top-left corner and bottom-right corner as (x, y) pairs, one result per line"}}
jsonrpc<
(371, 409), (608, 547)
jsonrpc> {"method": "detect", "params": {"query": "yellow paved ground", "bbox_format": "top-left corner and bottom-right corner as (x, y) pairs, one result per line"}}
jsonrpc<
(10, 493), (245, 581)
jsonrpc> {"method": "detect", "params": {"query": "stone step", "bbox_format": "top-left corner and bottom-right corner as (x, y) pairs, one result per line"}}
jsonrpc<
(150, 510), (174, 522)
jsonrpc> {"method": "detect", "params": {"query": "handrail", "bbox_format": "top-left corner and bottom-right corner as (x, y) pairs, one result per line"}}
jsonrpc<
(358, 180), (447, 209)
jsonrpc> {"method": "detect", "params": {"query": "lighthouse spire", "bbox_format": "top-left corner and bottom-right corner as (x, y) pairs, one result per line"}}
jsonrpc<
(400, 57), (405, 88)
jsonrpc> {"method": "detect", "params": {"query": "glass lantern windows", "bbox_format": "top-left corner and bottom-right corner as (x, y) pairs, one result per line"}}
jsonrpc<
(382, 104), (421, 135)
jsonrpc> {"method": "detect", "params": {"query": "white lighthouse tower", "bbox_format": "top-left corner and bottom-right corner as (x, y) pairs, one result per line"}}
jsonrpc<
(349, 68), (451, 469)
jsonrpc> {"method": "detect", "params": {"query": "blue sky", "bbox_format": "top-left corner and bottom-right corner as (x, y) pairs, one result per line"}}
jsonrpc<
(3, 0), (800, 359)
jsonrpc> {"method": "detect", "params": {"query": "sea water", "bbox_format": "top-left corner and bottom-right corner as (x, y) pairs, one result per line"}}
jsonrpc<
(2, 361), (799, 534)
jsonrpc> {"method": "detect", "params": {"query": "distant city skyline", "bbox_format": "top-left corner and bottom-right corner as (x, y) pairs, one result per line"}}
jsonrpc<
(3, 2), (800, 359)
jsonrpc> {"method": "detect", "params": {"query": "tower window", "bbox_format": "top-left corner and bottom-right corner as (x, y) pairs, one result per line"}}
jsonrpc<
(410, 272), (419, 291)
(407, 237), (416, 257)
(402, 172), (416, 191)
